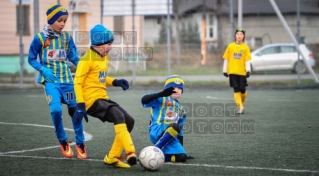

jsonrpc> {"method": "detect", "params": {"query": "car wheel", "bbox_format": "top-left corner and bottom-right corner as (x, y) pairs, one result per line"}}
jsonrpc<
(250, 64), (255, 74)
(293, 61), (306, 74)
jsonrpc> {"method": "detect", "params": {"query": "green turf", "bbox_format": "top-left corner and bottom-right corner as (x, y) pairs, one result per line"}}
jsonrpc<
(0, 87), (318, 176)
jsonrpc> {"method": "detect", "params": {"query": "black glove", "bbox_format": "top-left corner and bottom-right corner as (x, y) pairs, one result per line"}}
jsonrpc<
(113, 79), (129, 90)
(246, 72), (250, 78)
(158, 87), (176, 97)
(141, 87), (176, 104)
(223, 73), (228, 77)
(73, 103), (88, 125)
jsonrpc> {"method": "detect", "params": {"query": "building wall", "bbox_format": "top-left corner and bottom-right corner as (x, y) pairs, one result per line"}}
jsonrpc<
(219, 15), (319, 50)
(143, 13), (319, 50)
(0, 0), (143, 55)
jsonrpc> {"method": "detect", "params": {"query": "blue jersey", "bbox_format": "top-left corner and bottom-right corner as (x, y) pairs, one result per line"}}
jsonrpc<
(142, 94), (187, 139)
(28, 32), (79, 84)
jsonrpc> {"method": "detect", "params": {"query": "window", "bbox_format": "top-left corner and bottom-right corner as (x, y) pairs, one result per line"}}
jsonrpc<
(260, 46), (279, 55)
(16, 5), (30, 36)
(280, 46), (296, 53)
(206, 13), (217, 40)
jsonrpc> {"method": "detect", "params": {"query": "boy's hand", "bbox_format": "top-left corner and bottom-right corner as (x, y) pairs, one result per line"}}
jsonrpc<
(159, 87), (176, 97)
(246, 72), (250, 78)
(73, 103), (88, 125)
(113, 79), (129, 90)
(223, 73), (228, 77)
(41, 67), (57, 82)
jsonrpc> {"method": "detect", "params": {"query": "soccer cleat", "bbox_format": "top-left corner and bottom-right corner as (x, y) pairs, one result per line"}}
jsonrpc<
(104, 155), (131, 168)
(59, 141), (74, 158)
(126, 152), (137, 166)
(75, 144), (87, 159)
(236, 108), (244, 114)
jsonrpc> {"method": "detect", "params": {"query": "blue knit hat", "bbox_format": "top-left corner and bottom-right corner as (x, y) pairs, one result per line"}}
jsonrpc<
(46, 4), (68, 25)
(90, 24), (114, 46)
(164, 75), (184, 93)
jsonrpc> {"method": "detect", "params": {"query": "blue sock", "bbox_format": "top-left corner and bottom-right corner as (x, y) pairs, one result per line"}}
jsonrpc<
(155, 127), (178, 149)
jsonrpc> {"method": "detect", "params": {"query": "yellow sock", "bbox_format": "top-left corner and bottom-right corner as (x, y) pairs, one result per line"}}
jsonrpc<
(108, 135), (124, 158)
(241, 91), (247, 105)
(234, 92), (243, 109)
(114, 124), (135, 154)
(171, 155), (176, 162)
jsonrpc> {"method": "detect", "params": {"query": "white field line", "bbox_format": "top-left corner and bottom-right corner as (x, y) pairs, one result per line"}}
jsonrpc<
(0, 122), (92, 154)
(206, 96), (319, 102)
(0, 122), (318, 174)
(0, 154), (317, 174)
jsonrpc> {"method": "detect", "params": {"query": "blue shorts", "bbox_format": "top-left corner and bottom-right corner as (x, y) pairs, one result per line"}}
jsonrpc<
(149, 125), (186, 155)
(43, 83), (77, 108)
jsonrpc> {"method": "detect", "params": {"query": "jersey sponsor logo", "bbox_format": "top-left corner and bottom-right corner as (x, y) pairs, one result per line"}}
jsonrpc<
(233, 52), (242, 59)
(47, 49), (67, 61)
(164, 110), (179, 123)
(45, 39), (51, 47)
(99, 71), (107, 83)
(166, 100), (172, 106)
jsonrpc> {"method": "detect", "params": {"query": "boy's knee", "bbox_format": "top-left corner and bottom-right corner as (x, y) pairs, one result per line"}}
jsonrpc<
(169, 123), (180, 133)
(233, 87), (240, 92)
(126, 117), (135, 132)
(50, 103), (62, 117)
(108, 106), (125, 124)
(68, 106), (76, 117)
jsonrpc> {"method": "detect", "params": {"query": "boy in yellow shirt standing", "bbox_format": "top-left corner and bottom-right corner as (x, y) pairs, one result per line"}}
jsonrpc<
(222, 28), (252, 114)
(73, 24), (137, 168)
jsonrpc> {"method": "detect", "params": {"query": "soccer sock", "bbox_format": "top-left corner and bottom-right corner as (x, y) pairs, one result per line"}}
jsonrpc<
(164, 154), (187, 162)
(234, 92), (243, 109)
(155, 127), (178, 149)
(108, 135), (123, 158)
(241, 91), (247, 106)
(114, 123), (135, 154)
(164, 154), (176, 162)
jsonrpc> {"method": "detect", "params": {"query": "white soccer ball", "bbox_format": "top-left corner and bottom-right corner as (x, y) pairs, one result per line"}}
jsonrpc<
(139, 146), (165, 171)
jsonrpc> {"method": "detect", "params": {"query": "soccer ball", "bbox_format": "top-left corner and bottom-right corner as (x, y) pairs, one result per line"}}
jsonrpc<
(139, 146), (165, 171)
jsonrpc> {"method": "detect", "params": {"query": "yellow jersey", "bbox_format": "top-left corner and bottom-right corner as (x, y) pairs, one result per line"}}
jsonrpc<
(223, 42), (251, 76)
(74, 48), (115, 109)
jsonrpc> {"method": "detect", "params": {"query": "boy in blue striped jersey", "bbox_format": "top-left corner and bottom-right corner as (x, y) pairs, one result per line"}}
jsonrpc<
(141, 75), (193, 162)
(28, 4), (87, 159)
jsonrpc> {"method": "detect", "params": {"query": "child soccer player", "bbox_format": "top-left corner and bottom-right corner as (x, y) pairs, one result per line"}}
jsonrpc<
(28, 4), (87, 159)
(72, 24), (137, 168)
(222, 28), (252, 114)
(141, 75), (192, 162)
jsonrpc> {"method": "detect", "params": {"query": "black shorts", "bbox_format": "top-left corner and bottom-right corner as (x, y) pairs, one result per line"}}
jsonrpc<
(229, 74), (248, 90)
(87, 99), (126, 123)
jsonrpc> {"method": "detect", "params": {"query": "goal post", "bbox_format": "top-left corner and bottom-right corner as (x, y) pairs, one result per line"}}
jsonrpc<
(269, 0), (319, 83)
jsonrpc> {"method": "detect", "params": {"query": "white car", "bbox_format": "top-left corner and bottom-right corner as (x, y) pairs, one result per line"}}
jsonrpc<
(250, 43), (315, 74)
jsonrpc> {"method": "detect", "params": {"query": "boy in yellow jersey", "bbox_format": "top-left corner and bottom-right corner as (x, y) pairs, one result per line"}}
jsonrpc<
(222, 28), (252, 114)
(28, 4), (87, 159)
(73, 24), (137, 168)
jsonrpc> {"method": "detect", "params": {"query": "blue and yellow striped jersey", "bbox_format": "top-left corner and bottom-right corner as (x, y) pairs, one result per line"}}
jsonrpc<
(142, 95), (187, 136)
(28, 32), (79, 84)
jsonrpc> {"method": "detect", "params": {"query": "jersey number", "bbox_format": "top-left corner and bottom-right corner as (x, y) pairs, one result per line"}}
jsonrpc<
(65, 92), (74, 101)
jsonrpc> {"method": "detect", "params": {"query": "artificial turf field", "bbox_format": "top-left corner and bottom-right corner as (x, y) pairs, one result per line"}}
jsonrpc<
(0, 86), (318, 176)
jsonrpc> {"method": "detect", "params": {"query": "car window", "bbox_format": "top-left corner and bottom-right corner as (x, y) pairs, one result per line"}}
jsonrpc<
(259, 46), (279, 55)
(280, 46), (296, 53)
